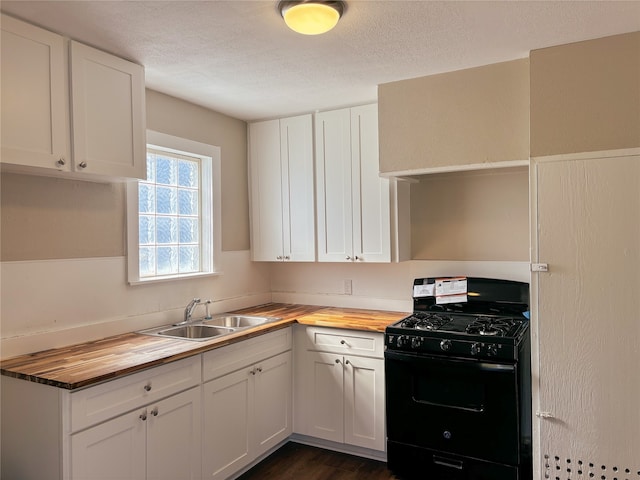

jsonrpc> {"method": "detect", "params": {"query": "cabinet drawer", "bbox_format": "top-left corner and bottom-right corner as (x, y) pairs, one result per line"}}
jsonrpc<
(295, 325), (384, 358)
(203, 327), (292, 382)
(70, 355), (201, 432)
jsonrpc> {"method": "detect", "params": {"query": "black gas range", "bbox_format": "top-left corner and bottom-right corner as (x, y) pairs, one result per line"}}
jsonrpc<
(385, 277), (532, 480)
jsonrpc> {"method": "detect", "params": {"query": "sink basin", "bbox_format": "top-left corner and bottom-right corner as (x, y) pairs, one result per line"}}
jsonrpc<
(204, 315), (280, 328)
(139, 324), (235, 341)
(137, 313), (281, 341)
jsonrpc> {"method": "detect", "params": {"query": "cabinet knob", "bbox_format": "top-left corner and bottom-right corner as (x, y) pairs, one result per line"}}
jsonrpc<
(340, 339), (349, 346)
(151, 407), (159, 417)
(139, 410), (148, 421)
(284, 256), (290, 260)
(335, 359), (341, 364)
(56, 158), (65, 167)
(346, 256), (351, 261)
(143, 383), (152, 392)
(276, 256), (283, 260)
(78, 161), (87, 169)
(345, 359), (351, 365)
(256, 367), (263, 373)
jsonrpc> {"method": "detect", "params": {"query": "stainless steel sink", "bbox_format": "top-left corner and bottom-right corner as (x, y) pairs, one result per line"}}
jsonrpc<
(157, 324), (235, 340)
(138, 313), (281, 341)
(203, 314), (280, 328)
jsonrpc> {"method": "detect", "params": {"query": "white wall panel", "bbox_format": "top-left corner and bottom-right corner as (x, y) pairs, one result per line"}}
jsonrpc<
(532, 151), (640, 479)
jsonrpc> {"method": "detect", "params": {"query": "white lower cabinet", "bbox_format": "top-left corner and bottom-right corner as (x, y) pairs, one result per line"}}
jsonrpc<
(202, 329), (293, 480)
(71, 386), (201, 480)
(1, 355), (201, 480)
(294, 326), (386, 452)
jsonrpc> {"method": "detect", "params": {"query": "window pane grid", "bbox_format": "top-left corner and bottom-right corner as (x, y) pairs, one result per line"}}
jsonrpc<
(139, 151), (202, 277)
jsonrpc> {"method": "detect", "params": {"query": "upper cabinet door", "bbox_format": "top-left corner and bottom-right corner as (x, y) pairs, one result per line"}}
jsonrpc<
(351, 104), (390, 262)
(1, 14), (70, 171)
(249, 114), (315, 262)
(249, 119), (284, 261)
(70, 41), (146, 179)
(280, 115), (315, 261)
(315, 108), (354, 262)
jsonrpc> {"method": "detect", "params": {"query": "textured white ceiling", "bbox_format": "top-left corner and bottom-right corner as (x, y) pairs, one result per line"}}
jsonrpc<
(2, 0), (640, 121)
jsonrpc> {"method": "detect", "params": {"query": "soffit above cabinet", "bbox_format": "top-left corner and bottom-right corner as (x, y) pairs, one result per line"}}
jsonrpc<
(378, 58), (530, 176)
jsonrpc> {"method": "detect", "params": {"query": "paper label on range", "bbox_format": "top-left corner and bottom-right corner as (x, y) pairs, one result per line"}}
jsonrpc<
(435, 277), (468, 304)
(413, 284), (435, 297)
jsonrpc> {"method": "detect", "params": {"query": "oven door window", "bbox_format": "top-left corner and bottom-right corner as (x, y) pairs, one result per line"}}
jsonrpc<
(386, 351), (521, 465)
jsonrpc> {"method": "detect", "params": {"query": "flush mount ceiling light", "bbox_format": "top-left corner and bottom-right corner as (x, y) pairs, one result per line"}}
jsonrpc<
(278, 1), (345, 35)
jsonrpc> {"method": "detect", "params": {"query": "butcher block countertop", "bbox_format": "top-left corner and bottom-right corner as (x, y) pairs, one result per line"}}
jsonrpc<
(0, 303), (408, 390)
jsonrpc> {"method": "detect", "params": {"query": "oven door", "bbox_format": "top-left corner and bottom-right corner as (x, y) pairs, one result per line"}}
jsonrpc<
(385, 349), (521, 465)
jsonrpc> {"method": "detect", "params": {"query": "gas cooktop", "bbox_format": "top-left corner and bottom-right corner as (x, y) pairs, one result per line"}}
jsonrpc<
(398, 311), (524, 338)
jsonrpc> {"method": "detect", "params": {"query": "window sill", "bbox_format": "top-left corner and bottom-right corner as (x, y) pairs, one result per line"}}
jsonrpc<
(128, 270), (222, 286)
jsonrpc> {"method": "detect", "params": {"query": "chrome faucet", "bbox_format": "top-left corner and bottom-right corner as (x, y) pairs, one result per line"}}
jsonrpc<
(182, 298), (201, 325)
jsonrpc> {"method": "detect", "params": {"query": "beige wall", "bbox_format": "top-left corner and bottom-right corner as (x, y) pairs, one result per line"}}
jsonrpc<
(146, 90), (249, 251)
(378, 59), (529, 175)
(530, 32), (640, 157)
(0, 89), (249, 262)
(1, 174), (126, 260)
(410, 167), (529, 261)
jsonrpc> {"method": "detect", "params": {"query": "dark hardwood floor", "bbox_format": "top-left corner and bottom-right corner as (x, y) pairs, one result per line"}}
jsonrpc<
(237, 442), (399, 480)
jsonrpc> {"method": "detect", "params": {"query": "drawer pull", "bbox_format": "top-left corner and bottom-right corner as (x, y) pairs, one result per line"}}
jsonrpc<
(139, 410), (147, 421)
(151, 407), (159, 417)
(143, 383), (152, 392)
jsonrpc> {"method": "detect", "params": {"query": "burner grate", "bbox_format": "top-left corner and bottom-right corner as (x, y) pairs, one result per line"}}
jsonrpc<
(466, 317), (516, 337)
(400, 312), (451, 331)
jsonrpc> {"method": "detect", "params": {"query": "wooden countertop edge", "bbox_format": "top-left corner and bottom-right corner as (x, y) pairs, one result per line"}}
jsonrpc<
(1, 303), (409, 390)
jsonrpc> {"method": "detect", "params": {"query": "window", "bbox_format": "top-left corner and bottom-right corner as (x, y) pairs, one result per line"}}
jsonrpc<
(127, 131), (221, 284)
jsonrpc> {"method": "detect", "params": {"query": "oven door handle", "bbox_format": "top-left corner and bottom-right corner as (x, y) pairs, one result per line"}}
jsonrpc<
(433, 455), (464, 470)
(414, 398), (484, 413)
(385, 350), (516, 373)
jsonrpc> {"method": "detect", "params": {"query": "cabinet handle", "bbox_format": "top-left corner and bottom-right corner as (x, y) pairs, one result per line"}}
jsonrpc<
(256, 367), (263, 373)
(56, 158), (65, 167)
(250, 368), (256, 375)
(340, 339), (350, 346)
(78, 161), (87, 169)
(345, 359), (351, 365)
(139, 410), (148, 421)
(276, 256), (282, 260)
(284, 256), (290, 260)
(346, 256), (351, 261)
(355, 256), (361, 261)
(143, 383), (152, 392)
(335, 359), (341, 364)
(151, 407), (159, 417)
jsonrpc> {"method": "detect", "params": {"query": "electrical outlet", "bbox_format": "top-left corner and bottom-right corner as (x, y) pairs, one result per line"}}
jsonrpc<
(344, 279), (352, 295)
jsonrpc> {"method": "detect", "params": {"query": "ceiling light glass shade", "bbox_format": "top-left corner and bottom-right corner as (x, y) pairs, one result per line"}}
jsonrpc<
(279, 1), (344, 35)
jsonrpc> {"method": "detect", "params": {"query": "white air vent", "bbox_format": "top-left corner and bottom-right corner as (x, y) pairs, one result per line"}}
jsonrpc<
(543, 453), (640, 480)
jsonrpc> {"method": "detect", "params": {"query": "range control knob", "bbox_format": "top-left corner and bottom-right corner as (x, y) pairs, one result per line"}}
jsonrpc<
(487, 344), (498, 356)
(411, 337), (423, 349)
(440, 339), (452, 352)
(471, 342), (481, 355)
(397, 335), (409, 348)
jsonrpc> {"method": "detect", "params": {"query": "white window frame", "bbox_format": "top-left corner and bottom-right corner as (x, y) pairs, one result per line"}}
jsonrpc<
(126, 130), (222, 284)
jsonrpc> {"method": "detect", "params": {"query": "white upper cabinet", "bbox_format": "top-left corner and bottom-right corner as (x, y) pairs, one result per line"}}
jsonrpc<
(316, 104), (392, 263)
(0, 15), (146, 180)
(70, 41), (146, 179)
(249, 114), (315, 261)
(1, 14), (70, 171)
